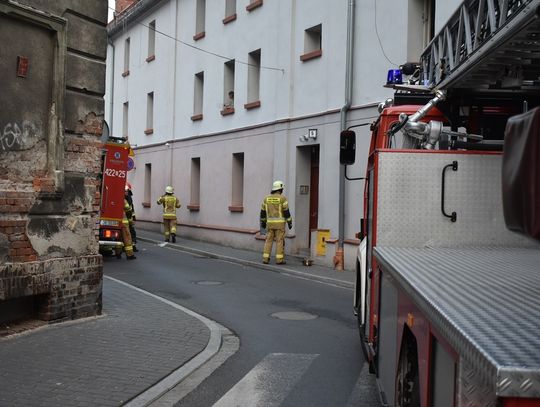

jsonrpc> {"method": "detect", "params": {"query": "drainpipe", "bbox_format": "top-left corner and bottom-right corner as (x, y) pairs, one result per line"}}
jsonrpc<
(107, 37), (115, 137)
(169, 0), (179, 186)
(335, 0), (355, 271)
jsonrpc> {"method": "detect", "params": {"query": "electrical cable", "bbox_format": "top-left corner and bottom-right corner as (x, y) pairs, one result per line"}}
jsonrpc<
(373, 0), (400, 67)
(108, 5), (285, 73)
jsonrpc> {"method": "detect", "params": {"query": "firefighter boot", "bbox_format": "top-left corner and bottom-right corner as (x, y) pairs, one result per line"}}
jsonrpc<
(172, 233), (176, 243)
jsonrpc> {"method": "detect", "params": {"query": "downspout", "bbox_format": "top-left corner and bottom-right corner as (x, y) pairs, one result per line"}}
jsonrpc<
(335, 0), (355, 271)
(169, 0), (179, 186)
(107, 37), (115, 137)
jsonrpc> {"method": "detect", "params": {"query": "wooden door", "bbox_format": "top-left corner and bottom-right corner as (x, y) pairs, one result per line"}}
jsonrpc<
(309, 146), (320, 245)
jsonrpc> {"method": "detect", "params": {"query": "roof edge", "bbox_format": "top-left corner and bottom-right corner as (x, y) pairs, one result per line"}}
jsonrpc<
(108, 0), (167, 38)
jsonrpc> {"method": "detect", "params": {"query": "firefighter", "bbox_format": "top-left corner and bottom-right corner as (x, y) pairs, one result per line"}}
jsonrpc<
(260, 180), (293, 264)
(157, 185), (181, 242)
(115, 197), (136, 260)
(124, 185), (138, 252)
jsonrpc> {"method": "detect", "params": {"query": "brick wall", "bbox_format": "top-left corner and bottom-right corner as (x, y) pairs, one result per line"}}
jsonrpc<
(0, 1), (108, 323)
(115, 0), (139, 15)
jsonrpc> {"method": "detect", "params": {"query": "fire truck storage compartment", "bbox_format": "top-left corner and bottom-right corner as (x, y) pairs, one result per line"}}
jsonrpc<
(373, 150), (534, 248)
(374, 246), (540, 406)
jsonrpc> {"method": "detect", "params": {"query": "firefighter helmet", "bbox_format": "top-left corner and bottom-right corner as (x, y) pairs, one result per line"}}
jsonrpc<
(271, 180), (284, 192)
(165, 185), (174, 194)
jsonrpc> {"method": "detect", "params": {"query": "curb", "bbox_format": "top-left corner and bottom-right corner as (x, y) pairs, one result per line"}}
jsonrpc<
(105, 276), (233, 407)
(137, 236), (354, 290)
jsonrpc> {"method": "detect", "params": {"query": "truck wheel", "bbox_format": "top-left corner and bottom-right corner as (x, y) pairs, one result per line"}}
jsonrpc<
(396, 325), (420, 407)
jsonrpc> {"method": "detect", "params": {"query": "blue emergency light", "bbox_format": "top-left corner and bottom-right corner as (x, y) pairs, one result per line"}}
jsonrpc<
(387, 69), (403, 85)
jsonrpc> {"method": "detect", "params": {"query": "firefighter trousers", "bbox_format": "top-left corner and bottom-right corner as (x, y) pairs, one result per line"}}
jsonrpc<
(115, 222), (134, 258)
(163, 218), (177, 240)
(263, 224), (286, 264)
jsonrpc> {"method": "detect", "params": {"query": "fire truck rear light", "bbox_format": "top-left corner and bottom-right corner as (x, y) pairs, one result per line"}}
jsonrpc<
(104, 230), (112, 238)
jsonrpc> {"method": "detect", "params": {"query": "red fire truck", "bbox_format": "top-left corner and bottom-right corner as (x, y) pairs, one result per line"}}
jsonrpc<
(343, 1), (540, 405)
(98, 137), (130, 257)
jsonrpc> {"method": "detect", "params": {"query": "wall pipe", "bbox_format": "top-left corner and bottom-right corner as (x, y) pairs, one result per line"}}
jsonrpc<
(335, 0), (355, 271)
(107, 37), (115, 137)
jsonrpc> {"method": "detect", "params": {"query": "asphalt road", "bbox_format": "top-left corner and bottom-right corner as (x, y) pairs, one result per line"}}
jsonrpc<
(105, 240), (380, 407)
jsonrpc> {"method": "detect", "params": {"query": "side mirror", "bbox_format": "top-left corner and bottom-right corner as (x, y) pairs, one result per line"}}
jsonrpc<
(340, 130), (356, 165)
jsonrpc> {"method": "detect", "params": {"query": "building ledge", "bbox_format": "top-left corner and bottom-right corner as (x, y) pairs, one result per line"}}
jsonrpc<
(246, 0), (263, 12)
(223, 13), (237, 24)
(325, 238), (360, 246)
(187, 204), (200, 211)
(255, 232), (295, 240)
(193, 31), (205, 41)
(191, 114), (203, 121)
(244, 100), (261, 110)
(221, 107), (235, 116)
(146, 54), (155, 62)
(300, 49), (322, 62)
(179, 221), (258, 234)
(228, 205), (243, 213)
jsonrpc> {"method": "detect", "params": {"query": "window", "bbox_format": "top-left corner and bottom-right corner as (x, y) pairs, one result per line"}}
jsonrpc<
(122, 102), (129, 138)
(122, 38), (130, 76)
(188, 157), (201, 211)
(246, 0), (263, 12)
(147, 20), (156, 62)
(245, 49), (261, 109)
(407, 0), (435, 61)
(221, 60), (235, 115)
(229, 153), (244, 212)
(223, 0), (236, 24)
(194, 0), (206, 40)
(192, 71), (204, 121)
(145, 92), (154, 134)
(300, 24), (322, 61)
(143, 163), (152, 207)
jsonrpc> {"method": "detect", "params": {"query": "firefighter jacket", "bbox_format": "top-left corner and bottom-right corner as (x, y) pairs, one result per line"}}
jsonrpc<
(157, 194), (181, 219)
(260, 193), (292, 227)
(125, 190), (135, 222)
(123, 199), (131, 225)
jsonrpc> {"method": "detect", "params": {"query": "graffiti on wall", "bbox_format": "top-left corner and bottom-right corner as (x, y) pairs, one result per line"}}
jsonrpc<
(0, 120), (41, 151)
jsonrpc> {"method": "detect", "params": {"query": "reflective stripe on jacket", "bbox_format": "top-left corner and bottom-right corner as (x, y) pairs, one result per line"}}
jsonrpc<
(157, 194), (181, 219)
(261, 194), (291, 224)
(122, 199), (131, 225)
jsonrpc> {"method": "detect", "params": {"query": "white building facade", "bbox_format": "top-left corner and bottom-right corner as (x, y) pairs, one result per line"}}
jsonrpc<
(105, 0), (459, 269)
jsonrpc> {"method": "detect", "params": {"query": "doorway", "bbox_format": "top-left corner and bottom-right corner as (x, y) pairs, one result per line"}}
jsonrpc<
(295, 145), (320, 251)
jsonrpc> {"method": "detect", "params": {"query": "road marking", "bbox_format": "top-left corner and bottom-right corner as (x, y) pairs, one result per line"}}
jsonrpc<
(212, 353), (317, 407)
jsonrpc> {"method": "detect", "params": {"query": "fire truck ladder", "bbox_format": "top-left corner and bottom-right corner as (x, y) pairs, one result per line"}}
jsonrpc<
(421, 0), (540, 91)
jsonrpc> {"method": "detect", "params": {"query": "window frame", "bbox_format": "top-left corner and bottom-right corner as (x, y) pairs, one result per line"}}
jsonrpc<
(245, 49), (261, 109)
(188, 157), (201, 211)
(300, 24), (322, 62)
(146, 20), (156, 62)
(145, 91), (154, 134)
(122, 37), (130, 76)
